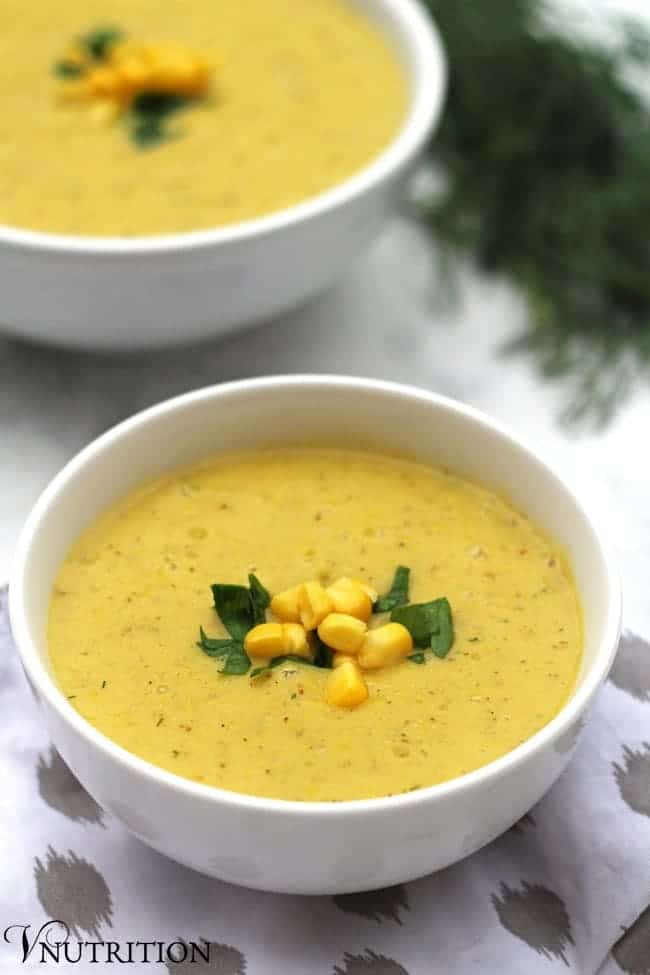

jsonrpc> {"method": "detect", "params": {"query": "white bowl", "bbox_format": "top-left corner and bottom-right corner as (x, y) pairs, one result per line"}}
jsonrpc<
(0, 0), (445, 350)
(9, 376), (622, 894)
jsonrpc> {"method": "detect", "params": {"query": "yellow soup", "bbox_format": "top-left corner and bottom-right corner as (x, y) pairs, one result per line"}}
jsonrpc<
(0, 0), (406, 236)
(49, 448), (583, 801)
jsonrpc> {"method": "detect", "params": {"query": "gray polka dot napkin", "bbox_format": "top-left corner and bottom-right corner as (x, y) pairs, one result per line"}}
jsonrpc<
(1, 586), (649, 975)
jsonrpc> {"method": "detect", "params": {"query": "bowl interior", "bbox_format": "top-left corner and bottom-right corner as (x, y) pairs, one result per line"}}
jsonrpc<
(14, 378), (614, 705)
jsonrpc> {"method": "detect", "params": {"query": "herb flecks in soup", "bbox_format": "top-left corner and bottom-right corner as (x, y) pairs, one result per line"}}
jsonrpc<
(48, 448), (583, 801)
(1, 0), (406, 236)
(54, 27), (213, 148)
(198, 568), (455, 709)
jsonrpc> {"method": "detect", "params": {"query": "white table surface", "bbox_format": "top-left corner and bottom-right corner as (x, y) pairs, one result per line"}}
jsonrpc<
(1, 215), (649, 640)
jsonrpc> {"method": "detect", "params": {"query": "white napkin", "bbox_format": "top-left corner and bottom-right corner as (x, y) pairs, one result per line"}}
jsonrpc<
(1, 585), (649, 974)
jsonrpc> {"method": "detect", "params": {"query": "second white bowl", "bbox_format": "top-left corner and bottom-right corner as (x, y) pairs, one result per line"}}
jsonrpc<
(0, 0), (445, 350)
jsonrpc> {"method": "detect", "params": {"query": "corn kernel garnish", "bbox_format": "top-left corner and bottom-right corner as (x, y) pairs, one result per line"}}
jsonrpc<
(281, 623), (311, 658)
(357, 622), (413, 670)
(317, 613), (367, 654)
(197, 568), (454, 709)
(298, 581), (334, 631)
(53, 25), (214, 148)
(270, 585), (302, 623)
(332, 652), (357, 668)
(244, 622), (285, 659)
(326, 660), (368, 709)
(326, 577), (373, 621)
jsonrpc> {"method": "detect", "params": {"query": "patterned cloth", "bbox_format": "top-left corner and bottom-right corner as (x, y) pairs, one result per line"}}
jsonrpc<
(1, 586), (649, 974)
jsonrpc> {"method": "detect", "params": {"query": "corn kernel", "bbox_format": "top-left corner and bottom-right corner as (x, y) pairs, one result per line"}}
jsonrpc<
(326, 660), (368, 708)
(129, 44), (211, 97)
(116, 56), (151, 91)
(281, 622), (310, 658)
(88, 66), (120, 96)
(357, 622), (413, 670)
(326, 578), (372, 621)
(168, 53), (196, 81)
(270, 586), (302, 623)
(140, 42), (161, 64)
(298, 581), (333, 631)
(244, 622), (285, 659)
(352, 578), (379, 604)
(332, 653), (356, 668)
(317, 613), (367, 654)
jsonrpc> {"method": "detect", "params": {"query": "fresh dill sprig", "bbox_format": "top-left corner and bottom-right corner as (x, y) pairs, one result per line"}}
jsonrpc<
(420, 0), (650, 425)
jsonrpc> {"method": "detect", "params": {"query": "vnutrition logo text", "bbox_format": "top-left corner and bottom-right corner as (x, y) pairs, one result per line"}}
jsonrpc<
(3, 921), (211, 965)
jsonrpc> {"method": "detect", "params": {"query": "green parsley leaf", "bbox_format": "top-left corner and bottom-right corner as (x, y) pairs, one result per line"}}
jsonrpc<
(202, 575), (273, 674)
(408, 651), (427, 664)
(211, 584), (255, 641)
(81, 26), (123, 61)
(221, 644), (251, 675)
(391, 596), (454, 655)
(131, 119), (166, 149)
(53, 60), (84, 78)
(430, 597), (454, 658)
(126, 91), (194, 149)
(249, 573), (271, 624)
(374, 566), (410, 613)
(131, 91), (189, 116)
(197, 627), (238, 658)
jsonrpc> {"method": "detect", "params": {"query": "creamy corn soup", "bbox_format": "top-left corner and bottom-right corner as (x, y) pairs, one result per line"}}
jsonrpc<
(49, 448), (583, 801)
(0, 0), (406, 236)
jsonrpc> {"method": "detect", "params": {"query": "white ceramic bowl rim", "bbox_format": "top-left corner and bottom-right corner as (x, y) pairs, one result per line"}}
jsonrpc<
(0, 0), (445, 256)
(9, 376), (623, 818)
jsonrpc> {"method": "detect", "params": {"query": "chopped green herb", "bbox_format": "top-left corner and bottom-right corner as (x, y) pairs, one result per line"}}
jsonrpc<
(131, 91), (190, 114)
(81, 26), (123, 61)
(221, 644), (251, 676)
(375, 565), (410, 612)
(130, 119), (168, 149)
(197, 626), (238, 657)
(430, 598), (454, 658)
(202, 576), (276, 675)
(210, 584), (256, 641)
(101, 680), (107, 688)
(126, 91), (194, 149)
(391, 597), (446, 647)
(209, 574), (273, 639)
(198, 628), (251, 673)
(156, 716), (164, 727)
(408, 651), (427, 665)
(249, 573), (271, 624)
(392, 596), (454, 658)
(53, 60), (84, 78)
